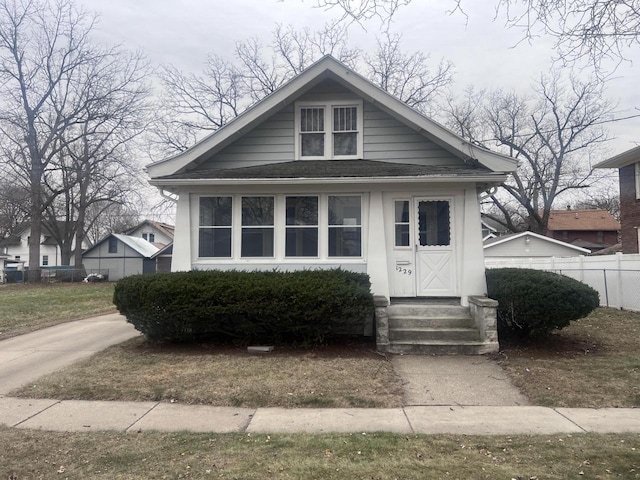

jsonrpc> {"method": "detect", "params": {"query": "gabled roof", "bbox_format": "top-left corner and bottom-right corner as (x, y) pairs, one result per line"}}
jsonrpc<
(484, 231), (591, 254)
(150, 242), (173, 259)
(147, 55), (518, 180)
(595, 145), (640, 169)
(547, 209), (620, 232)
(125, 220), (175, 239)
(82, 233), (160, 258)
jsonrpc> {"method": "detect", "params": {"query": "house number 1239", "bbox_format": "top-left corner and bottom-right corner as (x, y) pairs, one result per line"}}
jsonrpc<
(396, 266), (412, 275)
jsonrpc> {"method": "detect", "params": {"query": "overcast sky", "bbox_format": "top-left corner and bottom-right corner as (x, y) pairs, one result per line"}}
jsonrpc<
(79, 0), (639, 157)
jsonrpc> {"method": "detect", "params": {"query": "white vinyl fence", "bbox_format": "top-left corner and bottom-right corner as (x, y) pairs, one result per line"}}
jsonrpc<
(485, 253), (640, 311)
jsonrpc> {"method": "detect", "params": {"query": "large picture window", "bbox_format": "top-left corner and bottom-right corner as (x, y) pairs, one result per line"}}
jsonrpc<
(328, 196), (362, 257)
(241, 196), (274, 257)
(199, 197), (232, 257)
(286, 196), (318, 257)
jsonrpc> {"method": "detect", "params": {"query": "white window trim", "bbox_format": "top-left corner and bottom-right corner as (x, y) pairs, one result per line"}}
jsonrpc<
(284, 195), (320, 259)
(635, 162), (640, 200)
(240, 195), (276, 259)
(195, 193), (366, 262)
(198, 196), (233, 259)
(294, 100), (364, 161)
(393, 198), (413, 250)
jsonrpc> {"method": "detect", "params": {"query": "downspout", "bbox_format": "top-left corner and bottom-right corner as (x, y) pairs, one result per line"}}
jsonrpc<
(158, 188), (178, 203)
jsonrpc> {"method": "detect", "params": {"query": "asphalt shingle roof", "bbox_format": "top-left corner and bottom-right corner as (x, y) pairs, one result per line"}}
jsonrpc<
(161, 160), (491, 180)
(547, 209), (620, 231)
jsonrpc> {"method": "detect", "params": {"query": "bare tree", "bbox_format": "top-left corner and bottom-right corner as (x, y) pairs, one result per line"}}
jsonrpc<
(364, 32), (453, 114)
(0, 178), (28, 238)
(445, 71), (614, 234)
(0, 0), (149, 278)
(84, 202), (141, 246)
(497, 0), (640, 71)
(313, 0), (412, 26)
(155, 23), (451, 153)
(309, 0), (640, 70)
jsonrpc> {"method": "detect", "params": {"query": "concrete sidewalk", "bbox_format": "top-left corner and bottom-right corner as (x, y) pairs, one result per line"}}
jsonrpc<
(2, 397), (639, 435)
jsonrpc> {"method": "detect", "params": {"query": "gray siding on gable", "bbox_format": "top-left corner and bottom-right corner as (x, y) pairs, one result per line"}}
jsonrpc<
(195, 93), (465, 172)
(198, 105), (295, 170)
(363, 103), (463, 165)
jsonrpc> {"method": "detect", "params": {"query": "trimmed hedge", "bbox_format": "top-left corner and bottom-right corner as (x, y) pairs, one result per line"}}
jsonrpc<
(486, 268), (600, 338)
(113, 269), (373, 344)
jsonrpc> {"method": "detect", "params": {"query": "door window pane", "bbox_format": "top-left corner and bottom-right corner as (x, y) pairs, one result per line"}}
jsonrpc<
(242, 197), (274, 257)
(286, 196), (318, 257)
(418, 200), (450, 246)
(328, 196), (362, 257)
(394, 200), (410, 247)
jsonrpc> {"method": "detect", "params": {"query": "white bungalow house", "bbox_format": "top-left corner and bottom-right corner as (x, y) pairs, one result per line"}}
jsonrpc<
(147, 56), (518, 354)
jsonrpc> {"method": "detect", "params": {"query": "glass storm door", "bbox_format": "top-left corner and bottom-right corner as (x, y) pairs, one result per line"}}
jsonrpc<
(415, 199), (456, 296)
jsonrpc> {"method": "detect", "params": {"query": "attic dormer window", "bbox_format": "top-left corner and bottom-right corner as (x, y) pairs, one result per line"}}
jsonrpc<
(296, 101), (362, 160)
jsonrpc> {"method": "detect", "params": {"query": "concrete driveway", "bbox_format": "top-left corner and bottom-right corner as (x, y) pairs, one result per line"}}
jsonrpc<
(0, 314), (139, 395)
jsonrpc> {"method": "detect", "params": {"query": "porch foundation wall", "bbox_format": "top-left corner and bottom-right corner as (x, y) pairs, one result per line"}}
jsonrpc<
(374, 295), (390, 352)
(468, 295), (499, 352)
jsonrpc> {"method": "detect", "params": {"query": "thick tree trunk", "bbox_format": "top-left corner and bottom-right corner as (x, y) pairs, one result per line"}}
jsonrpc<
(27, 159), (42, 283)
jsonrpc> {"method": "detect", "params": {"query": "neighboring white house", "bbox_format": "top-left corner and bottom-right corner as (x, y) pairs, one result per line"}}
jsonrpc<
(82, 234), (161, 281)
(484, 231), (591, 260)
(0, 222), (90, 282)
(125, 220), (175, 247)
(146, 55), (518, 307)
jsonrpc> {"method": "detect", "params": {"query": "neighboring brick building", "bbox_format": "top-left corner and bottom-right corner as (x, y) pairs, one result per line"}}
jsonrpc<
(545, 209), (620, 252)
(596, 146), (640, 254)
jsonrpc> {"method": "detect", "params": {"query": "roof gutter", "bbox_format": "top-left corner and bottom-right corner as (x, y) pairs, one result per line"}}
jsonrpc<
(149, 173), (509, 187)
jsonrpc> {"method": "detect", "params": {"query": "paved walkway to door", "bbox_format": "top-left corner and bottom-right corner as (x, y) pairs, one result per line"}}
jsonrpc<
(392, 355), (530, 406)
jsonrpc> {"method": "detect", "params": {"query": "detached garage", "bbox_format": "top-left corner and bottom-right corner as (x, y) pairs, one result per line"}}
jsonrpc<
(82, 234), (161, 281)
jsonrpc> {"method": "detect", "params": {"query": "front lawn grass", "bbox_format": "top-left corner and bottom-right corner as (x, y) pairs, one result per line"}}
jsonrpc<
(497, 308), (640, 407)
(1, 428), (638, 479)
(0, 283), (116, 340)
(11, 337), (403, 408)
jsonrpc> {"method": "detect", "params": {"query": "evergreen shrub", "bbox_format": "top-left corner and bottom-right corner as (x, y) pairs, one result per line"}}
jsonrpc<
(113, 269), (373, 344)
(486, 268), (599, 338)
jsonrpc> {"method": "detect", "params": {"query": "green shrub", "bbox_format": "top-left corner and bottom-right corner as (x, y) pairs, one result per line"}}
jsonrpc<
(113, 269), (373, 345)
(486, 268), (599, 339)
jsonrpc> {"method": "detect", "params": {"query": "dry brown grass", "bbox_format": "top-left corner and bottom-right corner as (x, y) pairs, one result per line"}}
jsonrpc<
(496, 308), (640, 407)
(12, 337), (404, 408)
(0, 282), (116, 340)
(1, 428), (639, 479)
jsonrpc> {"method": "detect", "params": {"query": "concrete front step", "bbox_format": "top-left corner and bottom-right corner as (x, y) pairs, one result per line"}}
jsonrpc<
(389, 327), (481, 342)
(388, 316), (475, 329)
(387, 340), (497, 355)
(387, 304), (471, 319)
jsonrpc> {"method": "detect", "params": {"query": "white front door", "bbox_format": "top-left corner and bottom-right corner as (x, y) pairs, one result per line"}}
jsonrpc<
(415, 198), (457, 296)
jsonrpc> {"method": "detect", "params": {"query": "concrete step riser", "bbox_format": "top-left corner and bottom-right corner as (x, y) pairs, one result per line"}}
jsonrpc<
(388, 317), (474, 329)
(386, 343), (498, 355)
(389, 329), (481, 342)
(387, 305), (471, 318)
